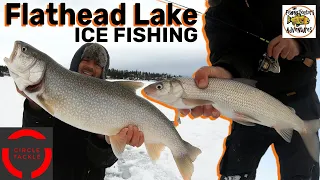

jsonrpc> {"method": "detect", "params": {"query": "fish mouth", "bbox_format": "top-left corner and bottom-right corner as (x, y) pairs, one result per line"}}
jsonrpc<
(3, 57), (10, 65)
(9, 41), (19, 63)
(143, 85), (156, 96)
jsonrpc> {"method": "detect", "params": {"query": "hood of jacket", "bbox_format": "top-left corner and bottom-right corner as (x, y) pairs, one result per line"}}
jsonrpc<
(69, 43), (110, 80)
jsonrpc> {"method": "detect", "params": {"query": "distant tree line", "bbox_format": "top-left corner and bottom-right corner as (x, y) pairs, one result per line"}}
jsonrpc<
(0, 65), (9, 77)
(106, 68), (182, 80)
(0, 65), (181, 80)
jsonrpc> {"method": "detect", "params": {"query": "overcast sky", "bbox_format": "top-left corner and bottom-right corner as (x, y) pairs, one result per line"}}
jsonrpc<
(0, 0), (209, 76)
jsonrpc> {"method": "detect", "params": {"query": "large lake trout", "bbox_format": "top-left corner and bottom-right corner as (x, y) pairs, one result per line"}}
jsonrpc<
(4, 41), (201, 180)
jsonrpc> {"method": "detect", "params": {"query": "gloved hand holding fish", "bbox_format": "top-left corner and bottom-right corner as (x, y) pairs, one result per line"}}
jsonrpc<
(3, 40), (202, 180)
(143, 76), (320, 163)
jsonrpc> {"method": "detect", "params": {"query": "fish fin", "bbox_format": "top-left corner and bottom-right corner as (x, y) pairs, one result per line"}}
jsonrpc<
(300, 119), (320, 162)
(177, 110), (182, 124)
(274, 127), (294, 143)
(105, 135), (110, 144)
(173, 118), (181, 127)
(287, 106), (296, 113)
(177, 116), (181, 124)
(234, 112), (260, 124)
(232, 78), (257, 87)
(184, 140), (202, 162)
(173, 111), (182, 127)
(36, 94), (54, 115)
(173, 156), (193, 180)
(145, 143), (165, 161)
(116, 81), (145, 92)
(303, 119), (320, 133)
(300, 132), (320, 163)
(173, 141), (201, 180)
(182, 98), (213, 106)
(109, 135), (127, 158)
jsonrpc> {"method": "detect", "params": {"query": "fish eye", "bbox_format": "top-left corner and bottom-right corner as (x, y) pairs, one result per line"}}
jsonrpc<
(156, 84), (163, 90)
(21, 47), (27, 52)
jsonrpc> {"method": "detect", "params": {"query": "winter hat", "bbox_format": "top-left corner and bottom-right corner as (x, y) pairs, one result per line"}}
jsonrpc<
(69, 43), (110, 80)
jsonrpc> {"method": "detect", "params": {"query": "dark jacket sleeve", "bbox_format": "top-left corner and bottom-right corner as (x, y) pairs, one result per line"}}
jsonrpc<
(295, 39), (320, 61)
(294, 3), (320, 61)
(22, 98), (56, 127)
(85, 134), (118, 168)
(204, 5), (265, 78)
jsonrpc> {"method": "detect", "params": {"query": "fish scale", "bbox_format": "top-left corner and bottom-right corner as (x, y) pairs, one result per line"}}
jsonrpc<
(143, 77), (320, 163)
(178, 77), (303, 129)
(4, 40), (202, 180)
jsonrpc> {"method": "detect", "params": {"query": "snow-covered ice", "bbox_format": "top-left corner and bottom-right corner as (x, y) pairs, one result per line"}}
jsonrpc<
(0, 76), (281, 180)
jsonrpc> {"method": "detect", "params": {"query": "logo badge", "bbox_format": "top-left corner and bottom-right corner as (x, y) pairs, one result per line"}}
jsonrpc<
(0, 128), (53, 180)
(282, 5), (316, 38)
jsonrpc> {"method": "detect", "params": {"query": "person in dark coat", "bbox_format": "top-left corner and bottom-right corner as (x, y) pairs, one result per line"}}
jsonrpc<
(179, 0), (320, 179)
(16, 42), (144, 180)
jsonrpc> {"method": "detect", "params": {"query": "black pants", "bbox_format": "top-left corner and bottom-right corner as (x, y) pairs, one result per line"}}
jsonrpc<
(53, 163), (105, 180)
(219, 90), (320, 180)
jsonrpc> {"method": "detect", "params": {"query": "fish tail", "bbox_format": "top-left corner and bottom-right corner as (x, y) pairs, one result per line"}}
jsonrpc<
(184, 140), (202, 162)
(300, 119), (320, 163)
(173, 112), (182, 127)
(173, 118), (180, 127)
(173, 140), (201, 180)
(303, 119), (320, 133)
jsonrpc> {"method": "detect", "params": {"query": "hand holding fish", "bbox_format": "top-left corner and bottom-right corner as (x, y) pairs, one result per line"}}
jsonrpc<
(267, 35), (301, 60)
(105, 125), (144, 147)
(179, 66), (232, 119)
(15, 83), (42, 110)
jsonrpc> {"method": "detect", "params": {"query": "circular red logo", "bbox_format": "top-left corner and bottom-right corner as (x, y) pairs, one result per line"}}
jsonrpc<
(1, 129), (52, 179)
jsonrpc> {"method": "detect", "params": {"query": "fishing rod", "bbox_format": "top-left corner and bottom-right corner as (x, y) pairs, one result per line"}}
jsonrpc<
(158, 0), (205, 16)
(157, 0), (271, 43)
(157, 0), (310, 73)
